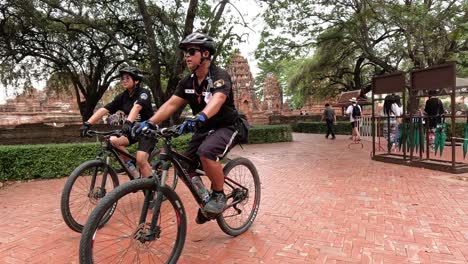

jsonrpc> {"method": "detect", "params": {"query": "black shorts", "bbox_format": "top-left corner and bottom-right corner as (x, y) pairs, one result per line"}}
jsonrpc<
(350, 121), (359, 128)
(129, 134), (156, 154)
(184, 126), (238, 161)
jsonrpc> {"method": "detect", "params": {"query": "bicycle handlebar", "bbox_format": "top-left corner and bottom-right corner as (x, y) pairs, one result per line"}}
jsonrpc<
(143, 124), (183, 139)
(85, 130), (124, 138)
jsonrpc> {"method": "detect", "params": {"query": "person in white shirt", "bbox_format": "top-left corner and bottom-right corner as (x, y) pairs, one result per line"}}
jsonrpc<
(346, 97), (362, 141)
(382, 94), (403, 151)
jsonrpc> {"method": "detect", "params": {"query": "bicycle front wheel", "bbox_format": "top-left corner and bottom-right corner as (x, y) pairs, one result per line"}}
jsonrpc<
(79, 179), (187, 264)
(217, 157), (261, 236)
(61, 159), (119, 233)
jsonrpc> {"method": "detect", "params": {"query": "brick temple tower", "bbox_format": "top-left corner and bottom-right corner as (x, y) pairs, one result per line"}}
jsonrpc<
(226, 54), (259, 119)
(261, 73), (282, 114)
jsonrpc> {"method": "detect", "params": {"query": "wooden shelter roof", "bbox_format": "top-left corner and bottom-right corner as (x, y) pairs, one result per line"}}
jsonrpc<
(332, 90), (371, 107)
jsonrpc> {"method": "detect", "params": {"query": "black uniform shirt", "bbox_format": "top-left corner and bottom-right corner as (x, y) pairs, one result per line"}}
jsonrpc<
(104, 86), (154, 122)
(174, 65), (238, 129)
(424, 97), (444, 117)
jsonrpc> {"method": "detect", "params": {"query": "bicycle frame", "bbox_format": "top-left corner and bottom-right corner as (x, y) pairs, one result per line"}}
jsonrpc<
(156, 132), (249, 210)
(88, 135), (138, 196)
(127, 126), (253, 243)
(158, 138), (207, 206)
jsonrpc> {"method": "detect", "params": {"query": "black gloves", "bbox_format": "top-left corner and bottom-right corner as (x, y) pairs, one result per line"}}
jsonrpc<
(122, 120), (134, 137)
(178, 112), (207, 134)
(133, 120), (157, 137)
(80, 122), (91, 137)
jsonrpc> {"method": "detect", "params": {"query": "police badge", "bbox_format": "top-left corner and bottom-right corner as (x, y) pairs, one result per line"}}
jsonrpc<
(213, 79), (225, 88)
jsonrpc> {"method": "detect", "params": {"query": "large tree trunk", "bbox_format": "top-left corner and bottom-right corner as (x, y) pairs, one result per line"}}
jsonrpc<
(166, 0), (199, 124)
(136, 0), (164, 108)
(79, 95), (99, 121)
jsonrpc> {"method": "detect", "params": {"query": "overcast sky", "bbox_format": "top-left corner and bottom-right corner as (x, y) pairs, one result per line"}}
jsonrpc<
(0, 0), (264, 104)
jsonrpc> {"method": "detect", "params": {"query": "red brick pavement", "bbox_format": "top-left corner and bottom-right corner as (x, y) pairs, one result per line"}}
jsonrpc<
(0, 133), (467, 264)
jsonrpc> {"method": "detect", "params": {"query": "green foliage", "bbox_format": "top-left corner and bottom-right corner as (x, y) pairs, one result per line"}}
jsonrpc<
(292, 122), (352, 135)
(0, 126), (293, 181)
(291, 121), (466, 141)
(254, 58), (294, 101)
(0, 143), (98, 181)
(248, 125), (293, 144)
(0, 0), (146, 119)
(0, 0), (251, 120)
(257, 0), (467, 100)
(0, 135), (191, 181)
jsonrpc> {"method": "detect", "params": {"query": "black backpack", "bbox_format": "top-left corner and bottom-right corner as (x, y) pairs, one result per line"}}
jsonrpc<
(235, 116), (250, 144)
(352, 104), (361, 118)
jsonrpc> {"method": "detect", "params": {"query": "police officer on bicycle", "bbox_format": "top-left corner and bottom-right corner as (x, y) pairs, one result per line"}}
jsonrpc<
(79, 66), (156, 178)
(138, 32), (241, 219)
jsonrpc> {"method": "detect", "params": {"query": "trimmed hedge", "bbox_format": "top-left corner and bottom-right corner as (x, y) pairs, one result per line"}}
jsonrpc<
(248, 125), (293, 144)
(0, 134), (192, 181)
(292, 122), (352, 135)
(0, 143), (98, 181)
(293, 121), (468, 140)
(0, 125), (292, 181)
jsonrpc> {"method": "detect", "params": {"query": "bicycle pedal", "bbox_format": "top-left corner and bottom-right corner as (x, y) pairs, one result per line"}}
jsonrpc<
(195, 209), (211, 224)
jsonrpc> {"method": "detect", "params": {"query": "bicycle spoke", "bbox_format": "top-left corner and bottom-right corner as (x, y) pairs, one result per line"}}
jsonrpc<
(63, 161), (119, 232)
(217, 158), (260, 236)
(89, 184), (183, 264)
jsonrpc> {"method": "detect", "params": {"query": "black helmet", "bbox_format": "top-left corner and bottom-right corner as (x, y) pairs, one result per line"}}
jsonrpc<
(118, 66), (143, 81)
(179, 32), (216, 55)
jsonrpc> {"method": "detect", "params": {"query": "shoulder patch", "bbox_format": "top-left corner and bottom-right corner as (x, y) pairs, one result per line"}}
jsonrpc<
(140, 93), (148, 100)
(214, 79), (225, 88)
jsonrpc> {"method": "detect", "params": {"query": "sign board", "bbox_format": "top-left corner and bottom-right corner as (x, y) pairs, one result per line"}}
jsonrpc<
(411, 63), (455, 91)
(373, 72), (405, 95)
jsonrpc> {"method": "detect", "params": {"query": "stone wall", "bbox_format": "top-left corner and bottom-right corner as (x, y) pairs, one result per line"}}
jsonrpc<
(0, 112), (83, 128)
(0, 124), (113, 145)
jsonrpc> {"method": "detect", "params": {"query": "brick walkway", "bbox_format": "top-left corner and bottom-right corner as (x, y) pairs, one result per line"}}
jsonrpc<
(0, 133), (467, 263)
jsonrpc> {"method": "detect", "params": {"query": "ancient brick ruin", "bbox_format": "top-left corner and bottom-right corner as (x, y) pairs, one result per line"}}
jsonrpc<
(261, 73), (283, 114)
(1, 53), (341, 128)
(225, 54), (260, 120)
(0, 88), (81, 127)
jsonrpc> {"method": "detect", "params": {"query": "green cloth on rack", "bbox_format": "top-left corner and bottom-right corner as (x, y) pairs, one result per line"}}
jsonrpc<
(440, 124), (447, 156)
(414, 123), (419, 153)
(434, 125), (440, 155)
(420, 126), (425, 153)
(406, 123), (411, 152)
(434, 124), (447, 156)
(398, 123), (403, 151)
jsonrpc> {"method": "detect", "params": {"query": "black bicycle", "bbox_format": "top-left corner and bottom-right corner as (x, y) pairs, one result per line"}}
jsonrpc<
(60, 129), (178, 233)
(79, 124), (261, 263)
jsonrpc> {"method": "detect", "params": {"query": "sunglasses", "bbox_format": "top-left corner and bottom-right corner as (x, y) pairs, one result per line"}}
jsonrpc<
(184, 48), (201, 56)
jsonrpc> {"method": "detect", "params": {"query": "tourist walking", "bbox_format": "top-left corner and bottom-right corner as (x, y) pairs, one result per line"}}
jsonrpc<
(346, 97), (362, 141)
(321, 103), (336, 139)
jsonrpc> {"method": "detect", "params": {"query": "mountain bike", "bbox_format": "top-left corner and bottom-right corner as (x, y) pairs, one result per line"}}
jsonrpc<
(79, 124), (261, 263)
(60, 129), (177, 233)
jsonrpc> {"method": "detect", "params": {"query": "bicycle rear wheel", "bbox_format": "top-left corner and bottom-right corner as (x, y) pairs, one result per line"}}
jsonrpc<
(61, 159), (119, 233)
(79, 179), (186, 264)
(217, 157), (261, 236)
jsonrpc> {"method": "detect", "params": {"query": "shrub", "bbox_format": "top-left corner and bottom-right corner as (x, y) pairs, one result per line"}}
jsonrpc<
(0, 135), (192, 181)
(292, 122), (352, 135)
(0, 143), (98, 181)
(248, 125), (293, 144)
(0, 125), (292, 181)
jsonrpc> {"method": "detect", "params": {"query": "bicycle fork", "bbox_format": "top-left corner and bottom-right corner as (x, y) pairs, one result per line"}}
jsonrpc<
(88, 157), (110, 200)
(135, 161), (171, 242)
